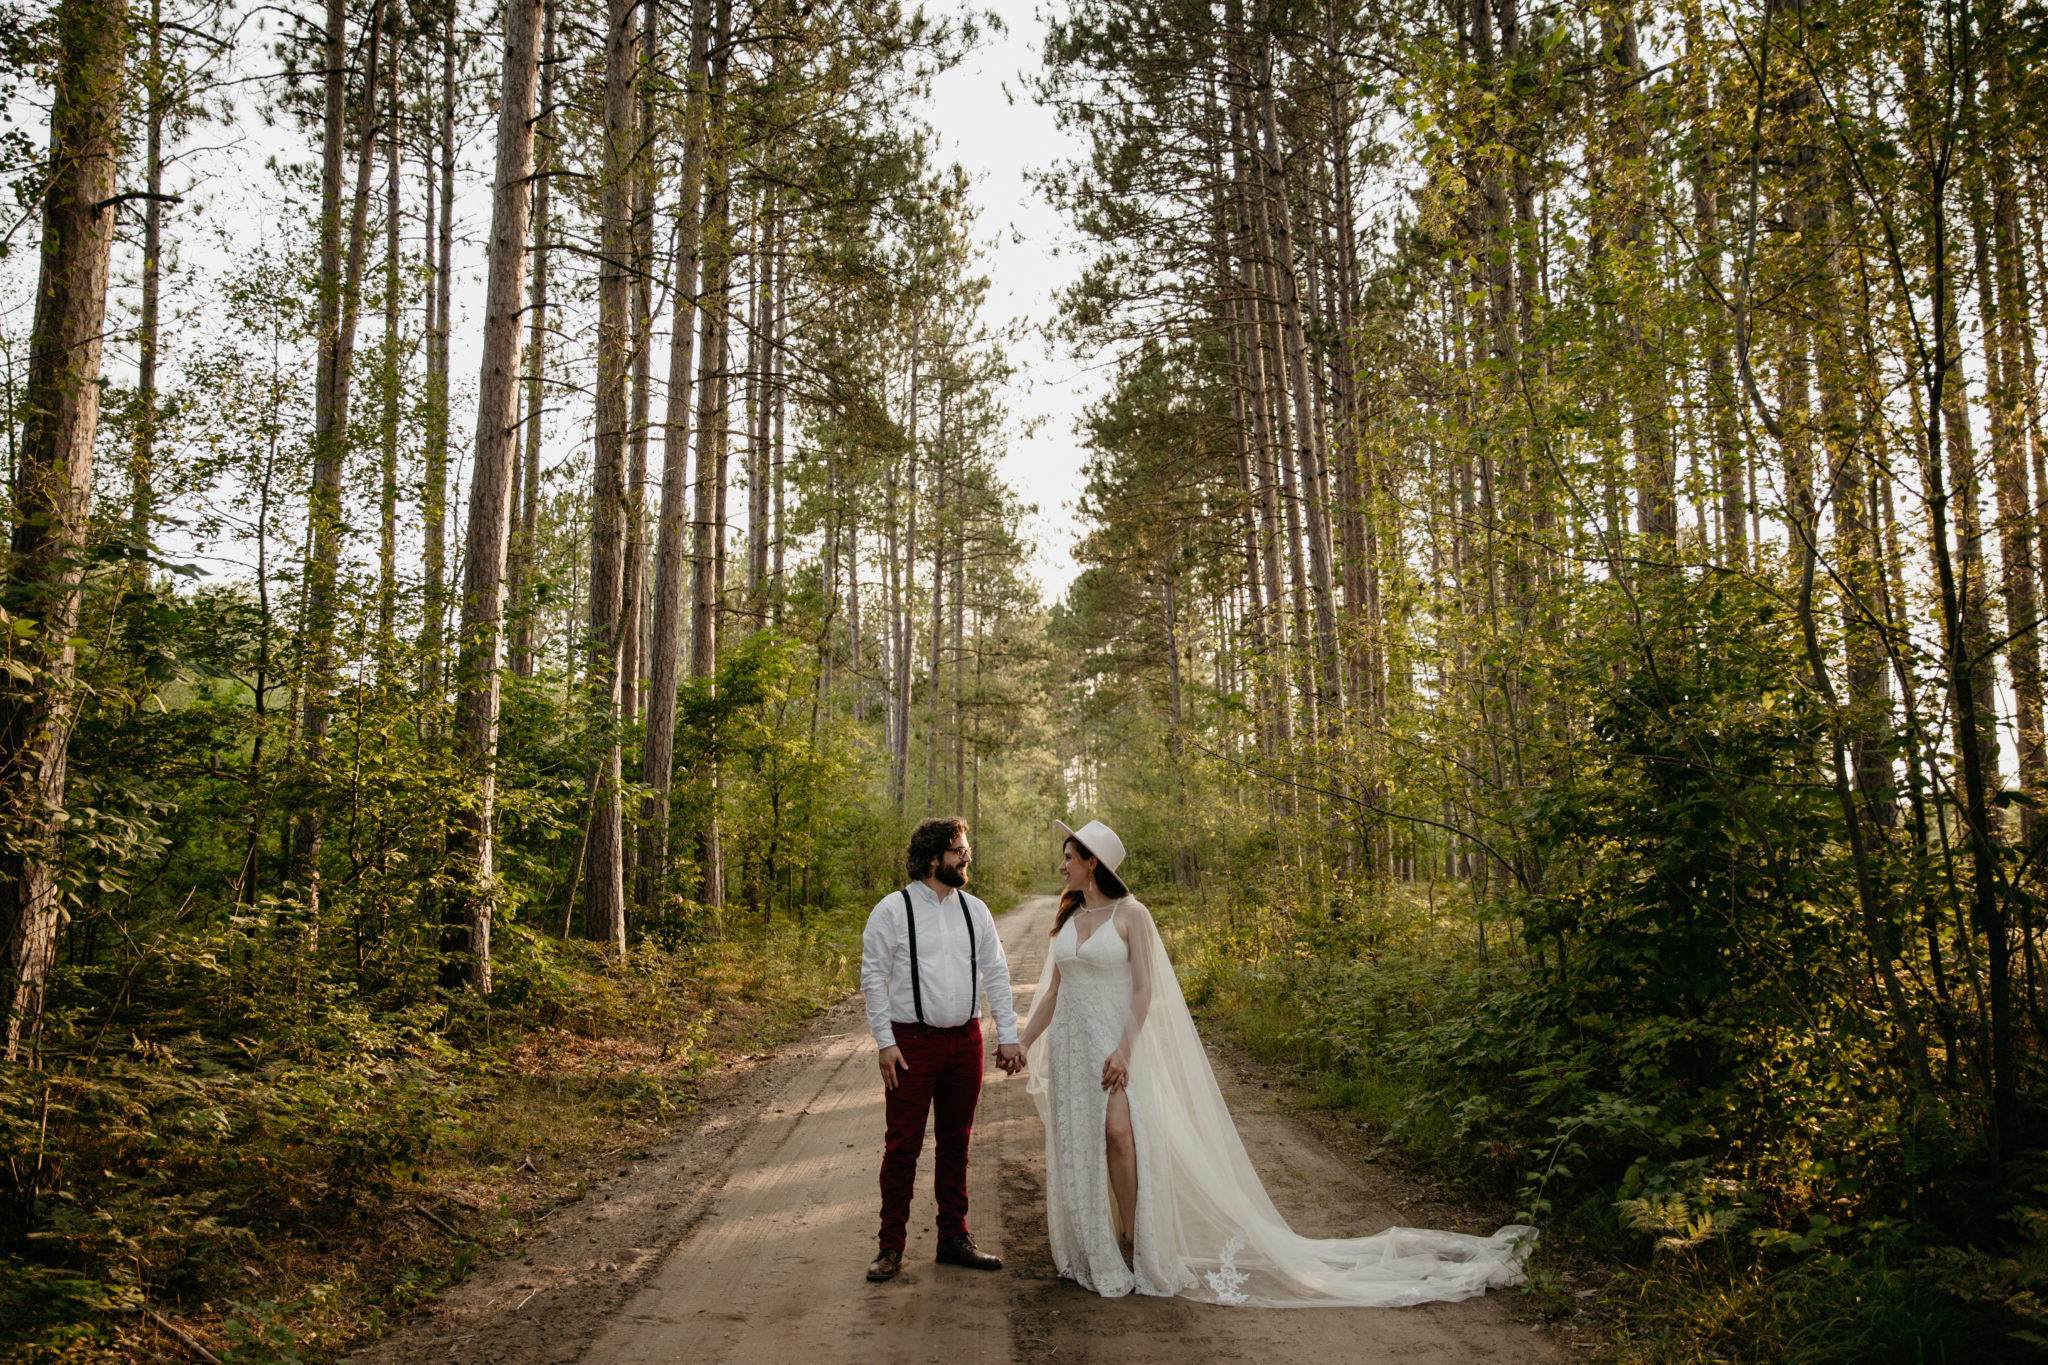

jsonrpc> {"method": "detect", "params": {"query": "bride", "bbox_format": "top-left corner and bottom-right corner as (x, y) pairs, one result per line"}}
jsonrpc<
(1017, 818), (1535, 1306)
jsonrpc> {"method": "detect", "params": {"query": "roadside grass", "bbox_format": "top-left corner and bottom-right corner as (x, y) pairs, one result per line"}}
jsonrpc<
(1606, 1239), (2025, 1365)
(1, 905), (868, 1365)
(1159, 883), (1478, 1180)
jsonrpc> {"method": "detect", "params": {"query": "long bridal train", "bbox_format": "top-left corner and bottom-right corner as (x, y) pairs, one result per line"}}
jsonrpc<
(1023, 896), (1535, 1307)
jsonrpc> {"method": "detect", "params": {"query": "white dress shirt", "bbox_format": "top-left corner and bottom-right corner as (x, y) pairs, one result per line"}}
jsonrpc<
(861, 881), (1019, 1051)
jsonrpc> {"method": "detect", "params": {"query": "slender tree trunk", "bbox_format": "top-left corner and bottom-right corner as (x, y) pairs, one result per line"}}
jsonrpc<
(1251, 0), (1341, 729)
(0, 0), (127, 1061)
(621, 0), (657, 731)
(707, 303), (731, 910)
(687, 0), (731, 909)
(1208, 93), (1276, 757)
(771, 219), (787, 618)
(640, 0), (710, 908)
(1686, 0), (1743, 565)
(821, 457), (842, 704)
(1972, 201), (2046, 815)
(895, 327), (921, 818)
(689, 16), (729, 685)
(294, 0), (385, 910)
(1983, 38), (2046, 817)
(1603, 9), (1672, 548)
(441, 0), (544, 992)
(926, 399), (946, 814)
(1898, 22), (2017, 1153)
(582, 0), (640, 951)
(1322, 37), (1371, 733)
(1944, 316), (2000, 789)
(511, 0), (557, 681)
(748, 196), (775, 609)
(1226, 60), (1292, 751)
(950, 469), (965, 808)
(292, 0), (350, 911)
(848, 497), (863, 710)
(336, 6), (387, 448)
(130, 0), (162, 603)
(883, 468), (900, 757)
(422, 12), (456, 713)
(378, 10), (401, 664)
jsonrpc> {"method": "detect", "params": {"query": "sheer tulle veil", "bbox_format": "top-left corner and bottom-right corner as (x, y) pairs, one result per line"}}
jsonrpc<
(1023, 895), (1536, 1307)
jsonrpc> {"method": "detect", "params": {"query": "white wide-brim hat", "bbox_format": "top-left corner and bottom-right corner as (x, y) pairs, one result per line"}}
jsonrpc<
(1053, 818), (1126, 874)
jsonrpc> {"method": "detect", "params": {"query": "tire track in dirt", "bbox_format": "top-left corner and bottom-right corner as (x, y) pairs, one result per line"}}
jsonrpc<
(358, 894), (1570, 1364)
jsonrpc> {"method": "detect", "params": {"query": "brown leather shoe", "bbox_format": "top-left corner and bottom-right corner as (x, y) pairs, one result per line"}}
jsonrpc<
(935, 1234), (1001, 1270)
(866, 1249), (903, 1282)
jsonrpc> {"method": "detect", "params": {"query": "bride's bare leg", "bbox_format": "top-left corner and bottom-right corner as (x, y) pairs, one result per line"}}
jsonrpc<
(1105, 1090), (1137, 1242)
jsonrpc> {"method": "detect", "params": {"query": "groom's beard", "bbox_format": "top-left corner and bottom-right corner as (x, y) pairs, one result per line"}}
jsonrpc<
(934, 863), (968, 888)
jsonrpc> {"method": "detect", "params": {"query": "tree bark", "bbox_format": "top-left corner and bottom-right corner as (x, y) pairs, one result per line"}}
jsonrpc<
(1208, 81), (1276, 757)
(771, 219), (788, 618)
(510, 0), (557, 681)
(1685, 0), (1744, 564)
(1983, 33), (2045, 813)
(748, 198), (776, 608)
(1602, 8), (1673, 548)
(926, 395), (946, 813)
(130, 0), (162, 603)
(1250, 0), (1341, 730)
(422, 11), (456, 711)
(0, 0), (127, 1060)
(621, 0), (658, 731)
(950, 447), (965, 808)
(894, 324), (921, 817)
(639, 0), (711, 908)
(582, 0), (640, 951)
(441, 0), (545, 992)
(687, 0), (731, 909)
(377, 8), (401, 664)
(1225, 54), (1292, 751)
(293, 0), (385, 911)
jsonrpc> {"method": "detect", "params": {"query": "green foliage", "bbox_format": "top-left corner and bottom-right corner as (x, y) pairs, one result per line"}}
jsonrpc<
(1103, 564), (2048, 1364)
(1174, 859), (2047, 1361)
(1612, 1228), (2037, 1365)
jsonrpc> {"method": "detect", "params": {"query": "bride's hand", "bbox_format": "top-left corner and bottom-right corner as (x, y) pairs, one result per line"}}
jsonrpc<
(1101, 1049), (1128, 1093)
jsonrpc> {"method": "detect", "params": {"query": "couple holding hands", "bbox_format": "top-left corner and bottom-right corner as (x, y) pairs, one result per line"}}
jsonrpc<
(859, 815), (1534, 1307)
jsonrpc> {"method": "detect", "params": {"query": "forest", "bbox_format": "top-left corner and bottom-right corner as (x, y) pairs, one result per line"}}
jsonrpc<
(1043, 0), (2048, 1354)
(2, 0), (2047, 1355)
(1, 0), (1064, 1351)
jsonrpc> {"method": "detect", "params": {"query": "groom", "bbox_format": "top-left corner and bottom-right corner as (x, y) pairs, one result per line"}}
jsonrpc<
(860, 816), (1024, 1282)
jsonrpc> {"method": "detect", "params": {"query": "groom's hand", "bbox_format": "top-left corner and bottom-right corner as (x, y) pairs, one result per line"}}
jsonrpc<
(995, 1043), (1025, 1075)
(878, 1045), (907, 1091)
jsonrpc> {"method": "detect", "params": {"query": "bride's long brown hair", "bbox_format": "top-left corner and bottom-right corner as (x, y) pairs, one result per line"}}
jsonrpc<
(1053, 837), (1131, 935)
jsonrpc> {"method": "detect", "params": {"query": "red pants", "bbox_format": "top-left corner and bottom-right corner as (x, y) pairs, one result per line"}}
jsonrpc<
(878, 1018), (983, 1253)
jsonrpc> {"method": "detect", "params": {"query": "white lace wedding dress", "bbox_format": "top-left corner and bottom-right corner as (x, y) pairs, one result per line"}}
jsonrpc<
(1024, 897), (1535, 1306)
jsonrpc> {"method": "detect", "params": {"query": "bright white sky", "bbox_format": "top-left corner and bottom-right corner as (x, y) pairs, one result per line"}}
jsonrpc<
(925, 0), (1101, 602)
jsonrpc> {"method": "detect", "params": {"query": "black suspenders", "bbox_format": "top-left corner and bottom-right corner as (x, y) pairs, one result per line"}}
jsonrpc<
(900, 889), (923, 1022)
(900, 887), (977, 1026)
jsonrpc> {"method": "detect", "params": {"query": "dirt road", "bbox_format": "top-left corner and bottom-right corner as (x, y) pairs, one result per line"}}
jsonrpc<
(356, 896), (1567, 1364)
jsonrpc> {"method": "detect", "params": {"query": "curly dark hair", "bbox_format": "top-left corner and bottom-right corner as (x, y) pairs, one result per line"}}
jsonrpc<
(905, 816), (969, 883)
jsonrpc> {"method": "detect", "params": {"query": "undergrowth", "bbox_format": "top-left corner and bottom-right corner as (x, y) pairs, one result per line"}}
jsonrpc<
(1160, 882), (2048, 1365)
(0, 905), (867, 1363)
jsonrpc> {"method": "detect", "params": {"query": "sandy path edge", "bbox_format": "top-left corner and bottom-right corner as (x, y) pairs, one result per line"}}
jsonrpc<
(346, 993), (879, 1364)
